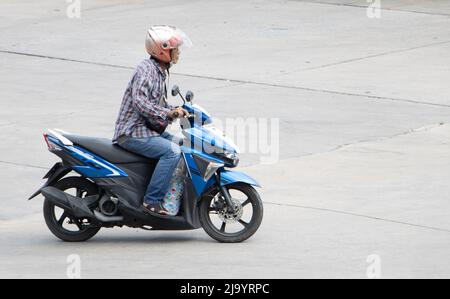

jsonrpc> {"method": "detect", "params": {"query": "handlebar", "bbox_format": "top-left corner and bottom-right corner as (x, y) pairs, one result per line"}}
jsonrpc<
(171, 112), (195, 120)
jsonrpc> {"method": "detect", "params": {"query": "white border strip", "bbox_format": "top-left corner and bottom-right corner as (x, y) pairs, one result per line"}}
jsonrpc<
(47, 129), (73, 146)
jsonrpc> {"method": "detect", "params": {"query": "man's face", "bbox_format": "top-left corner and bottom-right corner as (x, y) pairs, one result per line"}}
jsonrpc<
(171, 47), (180, 64)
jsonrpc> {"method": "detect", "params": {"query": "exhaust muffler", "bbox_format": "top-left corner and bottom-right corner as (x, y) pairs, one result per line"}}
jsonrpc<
(41, 186), (96, 219)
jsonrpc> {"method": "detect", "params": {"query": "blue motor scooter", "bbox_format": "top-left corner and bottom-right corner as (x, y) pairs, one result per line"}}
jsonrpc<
(29, 85), (263, 243)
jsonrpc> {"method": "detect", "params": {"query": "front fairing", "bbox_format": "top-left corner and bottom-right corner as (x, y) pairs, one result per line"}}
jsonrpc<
(181, 103), (240, 156)
(182, 103), (213, 126)
(182, 126), (239, 155)
(177, 103), (260, 196)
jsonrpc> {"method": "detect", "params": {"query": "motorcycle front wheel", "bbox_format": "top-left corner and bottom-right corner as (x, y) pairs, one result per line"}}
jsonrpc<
(199, 183), (263, 243)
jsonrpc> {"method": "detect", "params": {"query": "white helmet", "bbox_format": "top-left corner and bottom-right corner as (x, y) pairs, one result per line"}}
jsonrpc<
(145, 25), (192, 63)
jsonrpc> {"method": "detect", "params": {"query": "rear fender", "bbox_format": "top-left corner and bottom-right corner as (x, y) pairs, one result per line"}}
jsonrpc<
(28, 162), (72, 200)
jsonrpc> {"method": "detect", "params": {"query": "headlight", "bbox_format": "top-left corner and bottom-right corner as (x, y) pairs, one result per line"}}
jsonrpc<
(219, 151), (239, 167)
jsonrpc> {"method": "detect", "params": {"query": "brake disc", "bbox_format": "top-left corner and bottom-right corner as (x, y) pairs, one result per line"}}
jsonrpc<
(218, 198), (244, 224)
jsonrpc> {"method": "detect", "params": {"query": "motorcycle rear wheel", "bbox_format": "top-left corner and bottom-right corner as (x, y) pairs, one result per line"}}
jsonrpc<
(43, 177), (101, 242)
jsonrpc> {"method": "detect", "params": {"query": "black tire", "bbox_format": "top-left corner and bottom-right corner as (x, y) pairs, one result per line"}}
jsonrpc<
(199, 183), (263, 243)
(43, 177), (101, 242)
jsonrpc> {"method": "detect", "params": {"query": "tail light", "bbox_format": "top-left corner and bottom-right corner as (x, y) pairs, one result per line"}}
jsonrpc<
(43, 133), (62, 151)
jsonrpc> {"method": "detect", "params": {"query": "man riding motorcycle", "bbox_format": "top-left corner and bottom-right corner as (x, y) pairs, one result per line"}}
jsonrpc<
(112, 25), (191, 215)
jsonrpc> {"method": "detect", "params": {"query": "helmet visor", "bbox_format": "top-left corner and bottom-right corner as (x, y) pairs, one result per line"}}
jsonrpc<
(149, 25), (193, 49)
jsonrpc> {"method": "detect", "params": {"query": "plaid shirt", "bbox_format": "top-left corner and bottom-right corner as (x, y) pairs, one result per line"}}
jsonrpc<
(113, 57), (172, 142)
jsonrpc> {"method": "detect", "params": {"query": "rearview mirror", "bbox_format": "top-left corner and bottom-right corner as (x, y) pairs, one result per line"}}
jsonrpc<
(171, 85), (180, 97)
(186, 91), (194, 102)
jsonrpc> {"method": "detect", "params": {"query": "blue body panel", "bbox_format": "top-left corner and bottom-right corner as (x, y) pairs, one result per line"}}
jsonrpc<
(182, 149), (218, 195)
(46, 135), (128, 178)
(68, 146), (128, 178)
(219, 170), (261, 188)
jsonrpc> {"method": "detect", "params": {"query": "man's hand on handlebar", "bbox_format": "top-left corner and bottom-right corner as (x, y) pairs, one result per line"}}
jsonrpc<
(168, 107), (189, 120)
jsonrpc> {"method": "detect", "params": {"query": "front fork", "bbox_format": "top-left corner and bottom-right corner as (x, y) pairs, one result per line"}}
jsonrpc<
(215, 174), (236, 213)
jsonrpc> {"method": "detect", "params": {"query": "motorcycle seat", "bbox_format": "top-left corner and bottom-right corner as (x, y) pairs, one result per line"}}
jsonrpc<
(62, 133), (156, 164)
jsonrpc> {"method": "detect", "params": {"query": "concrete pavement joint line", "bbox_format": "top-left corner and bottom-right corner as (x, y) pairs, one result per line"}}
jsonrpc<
(294, 0), (450, 17)
(172, 75), (450, 109)
(0, 50), (134, 70)
(326, 122), (447, 152)
(264, 201), (450, 234)
(0, 121), (18, 128)
(282, 122), (447, 161)
(0, 160), (47, 170)
(282, 40), (450, 74)
(197, 82), (247, 92)
(2, 50), (450, 108)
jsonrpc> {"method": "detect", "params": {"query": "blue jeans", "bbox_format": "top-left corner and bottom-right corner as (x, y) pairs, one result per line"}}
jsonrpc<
(118, 132), (182, 205)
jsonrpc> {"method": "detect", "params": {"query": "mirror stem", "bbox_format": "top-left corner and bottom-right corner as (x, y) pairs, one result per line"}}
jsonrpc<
(178, 91), (186, 104)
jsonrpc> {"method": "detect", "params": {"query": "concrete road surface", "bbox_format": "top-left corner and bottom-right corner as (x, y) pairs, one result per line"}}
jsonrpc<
(0, 0), (449, 278)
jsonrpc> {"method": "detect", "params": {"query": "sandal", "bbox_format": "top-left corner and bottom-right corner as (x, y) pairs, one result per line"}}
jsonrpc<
(142, 202), (170, 216)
